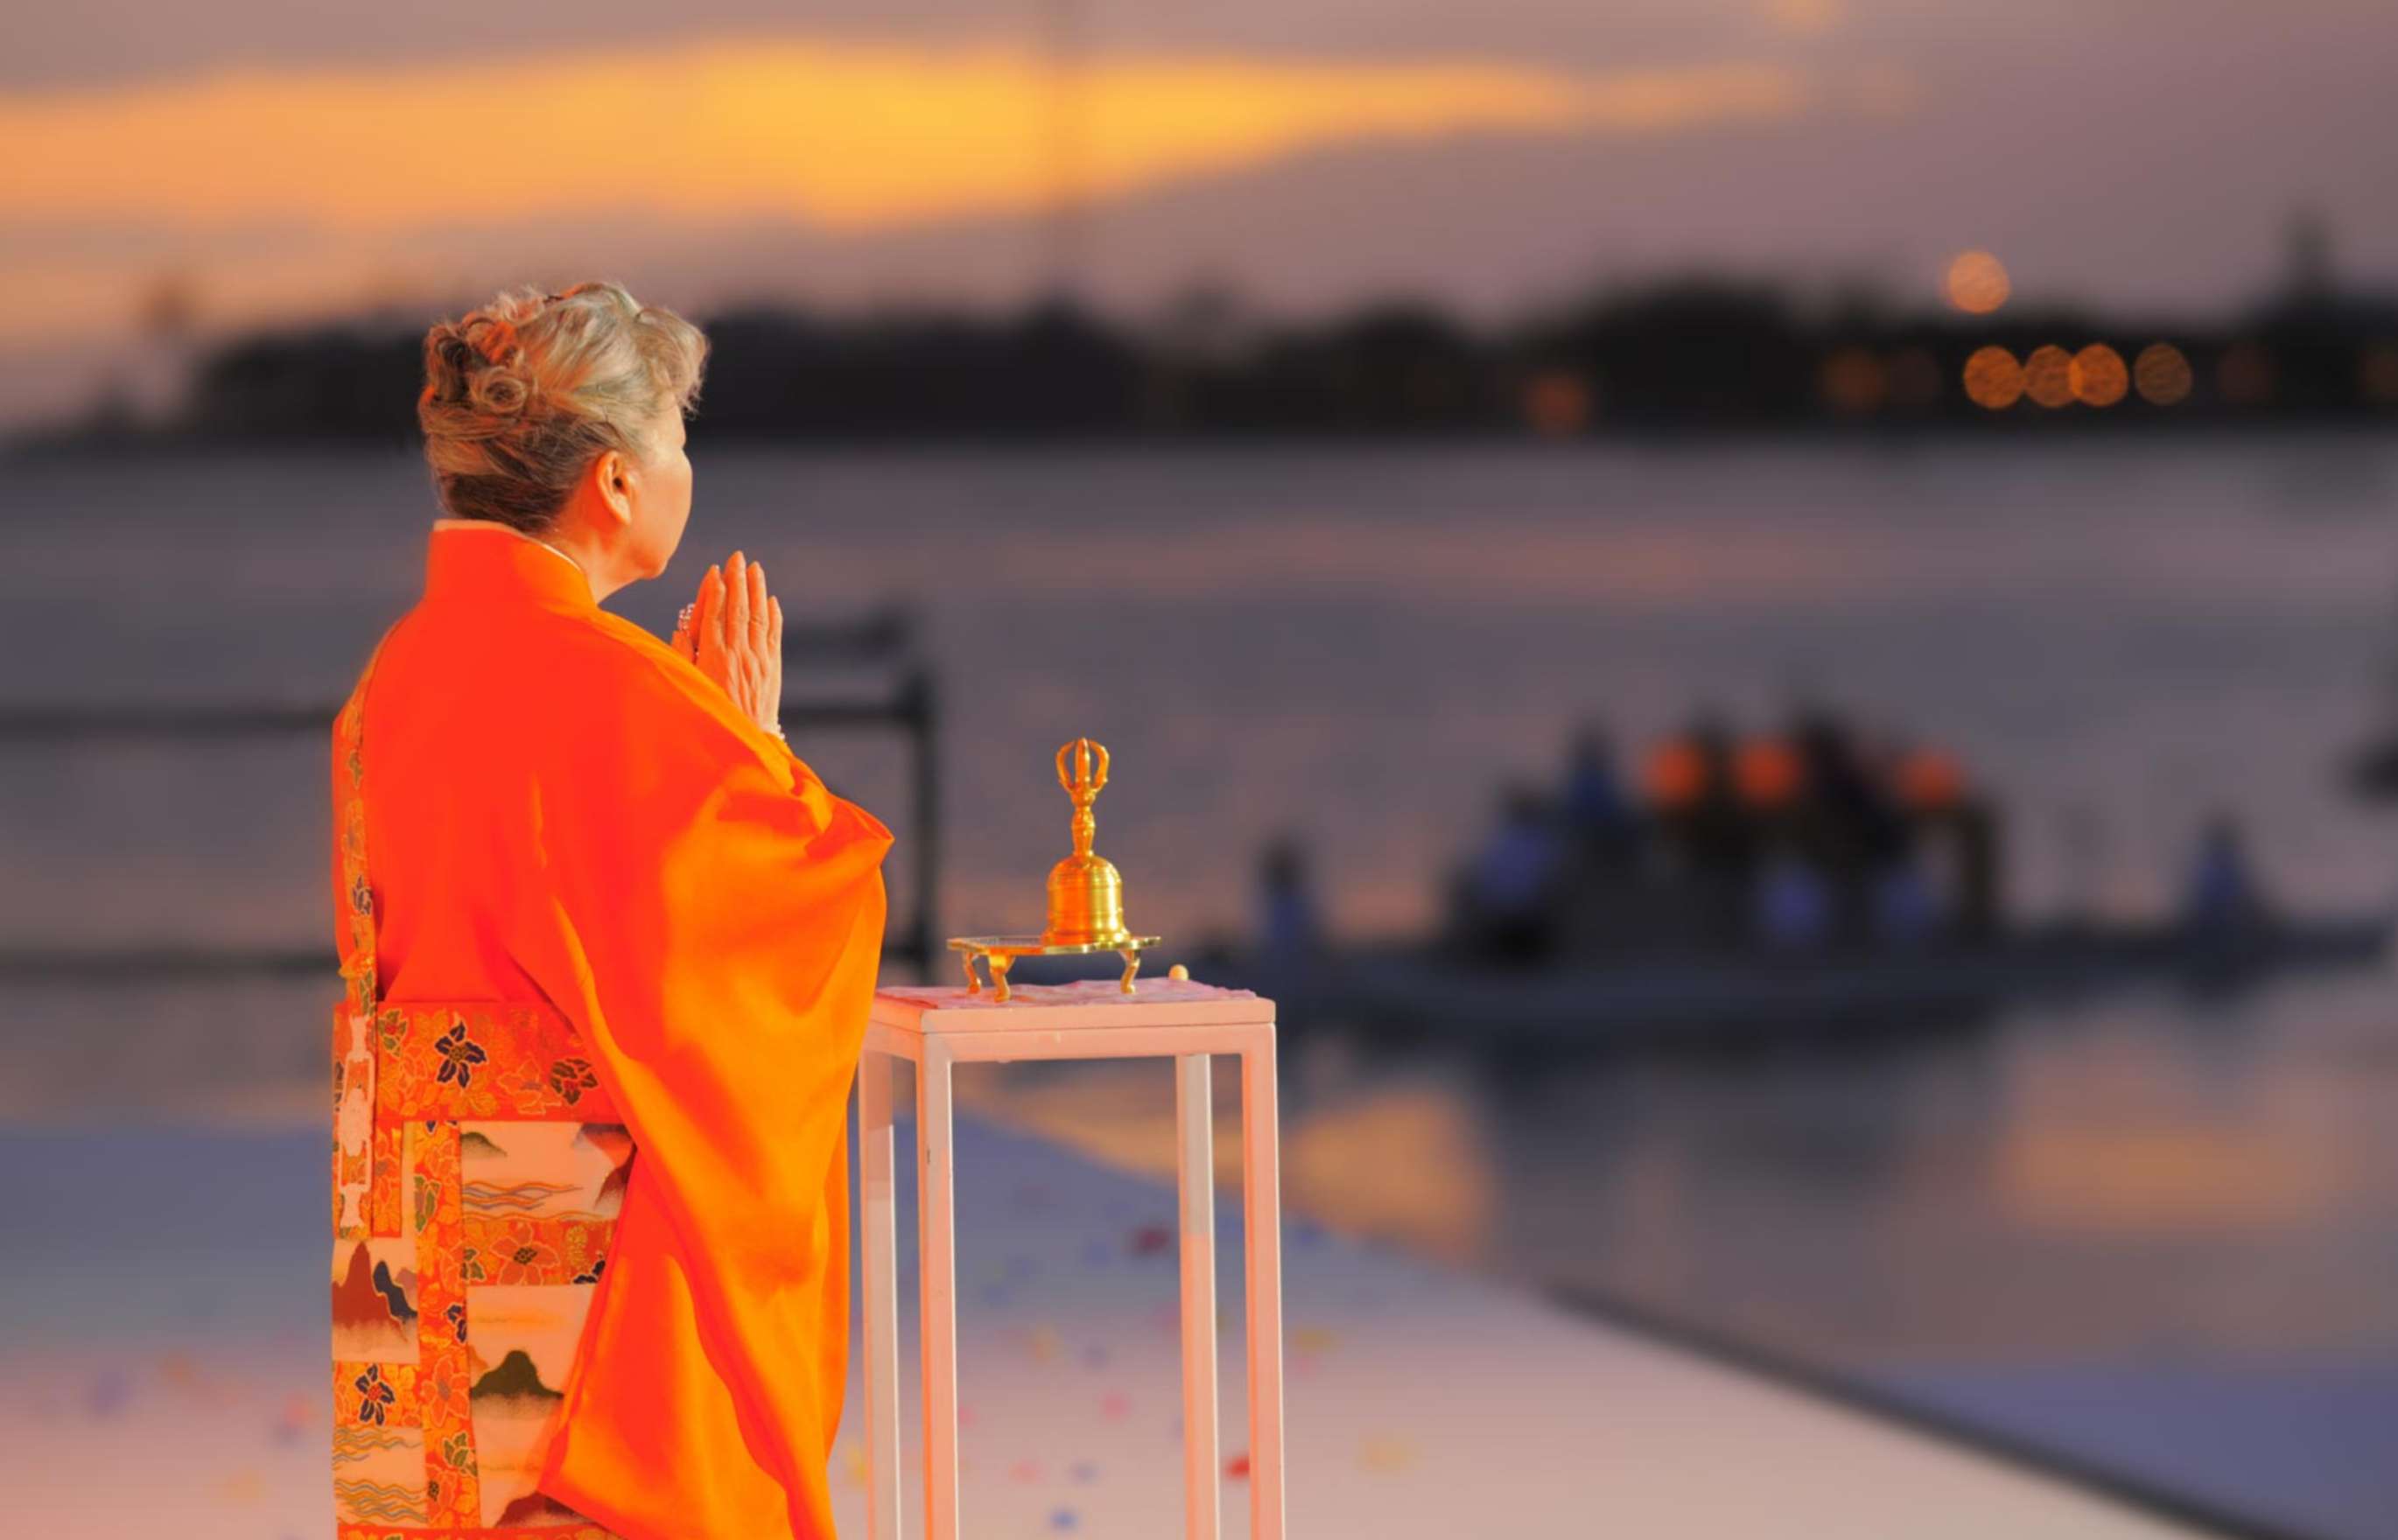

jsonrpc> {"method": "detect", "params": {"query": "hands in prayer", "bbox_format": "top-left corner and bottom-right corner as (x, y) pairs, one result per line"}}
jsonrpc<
(670, 550), (784, 739)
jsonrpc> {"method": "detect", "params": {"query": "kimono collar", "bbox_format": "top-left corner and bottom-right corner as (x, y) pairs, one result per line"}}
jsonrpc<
(424, 517), (596, 611)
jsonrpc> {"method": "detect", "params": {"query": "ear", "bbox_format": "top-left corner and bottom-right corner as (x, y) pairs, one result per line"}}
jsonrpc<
(593, 448), (635, 528)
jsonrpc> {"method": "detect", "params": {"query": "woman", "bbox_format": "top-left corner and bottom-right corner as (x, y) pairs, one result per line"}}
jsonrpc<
(329, 282), (891, 1539)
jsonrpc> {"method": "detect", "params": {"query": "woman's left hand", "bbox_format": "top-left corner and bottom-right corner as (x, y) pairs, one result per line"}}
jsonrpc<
(685, 550), (784, 735)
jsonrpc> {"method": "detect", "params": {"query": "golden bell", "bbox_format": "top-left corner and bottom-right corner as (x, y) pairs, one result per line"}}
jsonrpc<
(1042, 738), (1133, 946)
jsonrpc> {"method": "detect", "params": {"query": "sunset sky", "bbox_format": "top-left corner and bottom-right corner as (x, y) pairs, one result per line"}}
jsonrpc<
(4, 0), (2394, 424)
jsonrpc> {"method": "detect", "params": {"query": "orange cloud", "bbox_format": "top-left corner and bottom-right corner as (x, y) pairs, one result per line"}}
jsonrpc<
(4, 37), (1810, 234)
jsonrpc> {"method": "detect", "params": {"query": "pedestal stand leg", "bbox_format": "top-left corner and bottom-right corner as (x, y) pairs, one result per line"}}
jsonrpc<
(917, 1043), (961, 1540)
(1119, 948), (1143, 994)
(1176, 1054), (1223, 1540)
(1241, 1030), (1287, 1540)
(859, 1049), (902, 1540)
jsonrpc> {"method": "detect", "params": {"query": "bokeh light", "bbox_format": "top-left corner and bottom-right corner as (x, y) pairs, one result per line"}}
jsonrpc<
(2133, 343), (2193, 406)
(1961, 346), (2024, 410)
(2069, 344), (2128, 408)
(1818, 347), (1888, 415)
(2217, 342), (2275, 406)
(2359, 345), (2398, 408)
(1942, 250), (2012, 315)
(2023, 345), (2075, 409)
(1521, 370), (1593, 436)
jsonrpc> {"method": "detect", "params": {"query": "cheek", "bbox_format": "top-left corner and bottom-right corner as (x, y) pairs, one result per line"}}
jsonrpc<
(662, 459), (694, 547)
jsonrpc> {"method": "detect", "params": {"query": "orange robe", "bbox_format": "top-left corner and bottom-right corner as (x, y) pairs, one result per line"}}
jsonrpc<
(334, 522), (892, 1537)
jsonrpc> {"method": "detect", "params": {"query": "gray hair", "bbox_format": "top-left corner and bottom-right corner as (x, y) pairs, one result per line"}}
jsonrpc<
(417, 281), (708, 533)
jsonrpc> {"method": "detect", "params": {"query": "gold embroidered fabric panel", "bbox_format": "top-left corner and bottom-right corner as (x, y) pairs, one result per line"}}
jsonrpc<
(331, 640), (630, 1538)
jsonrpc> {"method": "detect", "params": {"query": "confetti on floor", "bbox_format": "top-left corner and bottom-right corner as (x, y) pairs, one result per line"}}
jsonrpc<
(1292, 1326), (1339, 1355)
(83, 1372), (131, 1420)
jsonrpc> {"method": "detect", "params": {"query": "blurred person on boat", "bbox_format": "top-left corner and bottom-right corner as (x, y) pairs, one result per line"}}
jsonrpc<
(1754, 836), (1834, 954)
(1871, 861), (1943, 947)
(2182, 812), (2274, 946)
(1456, 783), (1568, 964)
(1255, 835), (1325, 966)
(1786, 709), (1909, 948)
(1546, 720), (1658, 956)
(1562, 720), (1642, 866)
(1645, 714), (1757, 950)
(1896, 743), (2003, 942)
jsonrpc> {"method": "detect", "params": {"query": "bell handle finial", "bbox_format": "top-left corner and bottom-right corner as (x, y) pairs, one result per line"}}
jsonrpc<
(1055, 738), (1110, 797)
(1055, 738), (1110, 858)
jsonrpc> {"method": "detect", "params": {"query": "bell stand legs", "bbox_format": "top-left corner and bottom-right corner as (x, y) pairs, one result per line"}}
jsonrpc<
(1176, 1054), (1222, 1539)
(859, 1042), (963, 1540)
(859, 1048), (903, 1540)
(955, 948), (1148, 1001)
(1175, 1030), (1287, 1540)
(917, 1041), (962, 1540)
(1242, 1029), (1288, 1540)
(957, 950), (1016, 1002)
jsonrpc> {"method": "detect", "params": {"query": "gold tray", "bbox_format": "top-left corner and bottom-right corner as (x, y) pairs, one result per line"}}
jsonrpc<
(947, 934), (1163, 1002)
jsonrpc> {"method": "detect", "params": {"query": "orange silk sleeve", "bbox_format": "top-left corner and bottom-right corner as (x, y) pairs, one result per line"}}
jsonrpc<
(512, 615), (893, 1540)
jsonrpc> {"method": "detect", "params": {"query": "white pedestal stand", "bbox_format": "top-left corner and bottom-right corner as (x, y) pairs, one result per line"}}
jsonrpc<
(856, 979), (1287, 1540)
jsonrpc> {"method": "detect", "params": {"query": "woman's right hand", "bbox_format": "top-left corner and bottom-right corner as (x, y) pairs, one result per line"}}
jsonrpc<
(688, 550), (783, 736)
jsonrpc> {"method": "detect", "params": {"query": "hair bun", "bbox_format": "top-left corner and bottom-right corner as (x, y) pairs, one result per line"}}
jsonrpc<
(468, 367), (530, 416)
(425, 328), (478, 402)
(462, 314), (522, 368)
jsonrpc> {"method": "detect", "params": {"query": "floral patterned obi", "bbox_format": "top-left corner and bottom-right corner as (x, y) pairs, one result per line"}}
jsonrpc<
(329, 1002), (628, 1536)
(332, 634), (629, 1537)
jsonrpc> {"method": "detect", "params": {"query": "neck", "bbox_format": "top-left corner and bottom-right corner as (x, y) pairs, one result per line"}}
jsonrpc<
(536, 524), (630, 605)
(541, 494), (649, 606)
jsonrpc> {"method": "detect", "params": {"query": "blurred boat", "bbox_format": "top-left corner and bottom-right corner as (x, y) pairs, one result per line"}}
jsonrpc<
(1205, 914), (2391, 1049)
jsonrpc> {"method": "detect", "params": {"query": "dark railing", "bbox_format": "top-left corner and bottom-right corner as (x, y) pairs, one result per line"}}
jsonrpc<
(0, 609), (941, 981)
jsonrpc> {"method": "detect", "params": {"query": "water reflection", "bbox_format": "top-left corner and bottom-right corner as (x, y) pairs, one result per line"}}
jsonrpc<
(960, 968), (2398, 1372)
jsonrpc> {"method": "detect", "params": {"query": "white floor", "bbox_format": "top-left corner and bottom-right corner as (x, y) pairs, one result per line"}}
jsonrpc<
(1, 1116), (2205, 1539)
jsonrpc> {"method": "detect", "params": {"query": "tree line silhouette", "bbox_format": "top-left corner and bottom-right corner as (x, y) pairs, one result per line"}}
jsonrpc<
(31, 272), (2398, 451)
